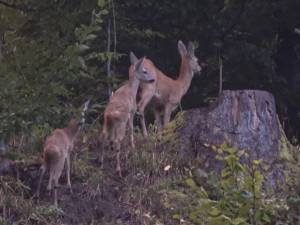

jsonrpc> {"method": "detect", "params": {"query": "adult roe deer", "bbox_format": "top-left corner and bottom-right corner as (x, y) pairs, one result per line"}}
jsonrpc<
(101, 52), (155, 177)
(136, 40), (204, 136)
(36, 100), (90, 207)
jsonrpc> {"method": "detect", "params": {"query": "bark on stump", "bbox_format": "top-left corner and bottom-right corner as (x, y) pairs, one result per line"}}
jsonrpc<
(172, 90), (293, 190)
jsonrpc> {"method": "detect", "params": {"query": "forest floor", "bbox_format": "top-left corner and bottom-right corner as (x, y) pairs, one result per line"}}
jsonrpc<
(0, 122), (299, 225)
(0, 124), (183, 225)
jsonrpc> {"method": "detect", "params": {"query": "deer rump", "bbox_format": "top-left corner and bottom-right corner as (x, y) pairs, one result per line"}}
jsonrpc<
(102, 108), (131, 140)
(102, 84), (135, 139)
(43, 130), (70, 173)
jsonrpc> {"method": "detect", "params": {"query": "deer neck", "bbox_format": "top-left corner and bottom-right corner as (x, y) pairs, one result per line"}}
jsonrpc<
(177, 57), (193, 96)
(128, 75), (140, 98)
(64, 123), (80, 142)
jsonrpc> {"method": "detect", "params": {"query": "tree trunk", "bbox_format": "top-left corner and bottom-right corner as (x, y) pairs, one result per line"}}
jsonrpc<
(172, 90), (293, 190)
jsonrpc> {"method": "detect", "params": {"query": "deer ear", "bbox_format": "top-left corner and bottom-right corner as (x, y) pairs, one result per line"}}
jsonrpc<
(187, 41), (195, 56)
(135, 57), (145, 71)
(130, 52), (138, 65)
(178, 40), (187, 56)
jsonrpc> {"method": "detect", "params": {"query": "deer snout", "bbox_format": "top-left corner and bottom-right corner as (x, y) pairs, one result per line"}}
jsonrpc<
(196, 62), (208, 74)
(201, 62), (208, 68)
(195, 65), (202, 74)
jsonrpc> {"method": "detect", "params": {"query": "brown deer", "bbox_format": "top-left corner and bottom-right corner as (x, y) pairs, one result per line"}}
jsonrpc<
(36, 100), (89, 207)
(101, 52), (155, 177)
(136, 40), (203, 136)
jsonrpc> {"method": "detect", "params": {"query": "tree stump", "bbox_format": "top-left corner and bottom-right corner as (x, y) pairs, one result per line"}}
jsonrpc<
(173, 90), (293, 190)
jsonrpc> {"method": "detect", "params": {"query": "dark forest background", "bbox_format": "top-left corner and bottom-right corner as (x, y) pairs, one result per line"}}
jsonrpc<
(0, 0), (300, 144)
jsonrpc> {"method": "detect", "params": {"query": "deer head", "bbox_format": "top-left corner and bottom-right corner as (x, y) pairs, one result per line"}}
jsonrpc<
(64, 99), (91, 138)
(130, 52), (156, 83)
(178, 40), (202, 74)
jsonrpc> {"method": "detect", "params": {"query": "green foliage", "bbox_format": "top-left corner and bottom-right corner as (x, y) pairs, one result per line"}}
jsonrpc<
(0, 0), (114, 146)
(277, 144), (300, 224)
(159, 144), (276, 225)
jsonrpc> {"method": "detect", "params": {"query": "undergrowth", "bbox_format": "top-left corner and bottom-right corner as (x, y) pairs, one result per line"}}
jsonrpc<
(0, 119), (299, 225)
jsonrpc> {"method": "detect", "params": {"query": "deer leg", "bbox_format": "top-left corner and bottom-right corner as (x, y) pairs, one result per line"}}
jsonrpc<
(100, 141), (106, 169)
(52, 158), (64, 207)
(47, 169), (53, 192)
(66, 153), (72, 194)
(154, 109), (162, 132)
(129, 112), (135, 149)
(115, 123), (127, 177)
(163, 104), (173, 128)
(36, 165), (46, 198)
(140, 113), (148, 137)
(115, 141), (122, 177)
(99, 132), (107, 167)
(100, 118), (110, 165)
(137, 92), (153, 137)
(53, 179), (59, 207)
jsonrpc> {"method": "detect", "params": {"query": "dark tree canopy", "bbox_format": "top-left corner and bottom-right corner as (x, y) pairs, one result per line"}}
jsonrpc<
(0, 0), (299, 142)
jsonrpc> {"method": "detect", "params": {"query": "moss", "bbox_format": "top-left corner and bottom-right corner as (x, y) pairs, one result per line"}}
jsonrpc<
(162, 111), (185, 137)
(28, 205), (63, 223)
(279, 126), (294, 161)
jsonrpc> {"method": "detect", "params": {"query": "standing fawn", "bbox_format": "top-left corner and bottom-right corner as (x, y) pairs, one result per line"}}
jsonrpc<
(101, 52), (155, 177)
(136, 40), (204, 136)
(36, 100), (89, 207)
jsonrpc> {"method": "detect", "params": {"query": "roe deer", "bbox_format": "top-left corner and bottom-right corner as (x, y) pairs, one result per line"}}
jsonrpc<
(101, 52), (155, 177)
(36, 100), (90, 207)
(136, 40), (204, 136)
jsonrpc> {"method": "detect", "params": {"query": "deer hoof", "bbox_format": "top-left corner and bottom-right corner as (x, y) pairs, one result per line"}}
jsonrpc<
(68, 185), (73, 194)
(116, 167), (122, 178)
(32, 192), (39, 200)
(47, 185), (52, 192)
(118, 170), (122, 178)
